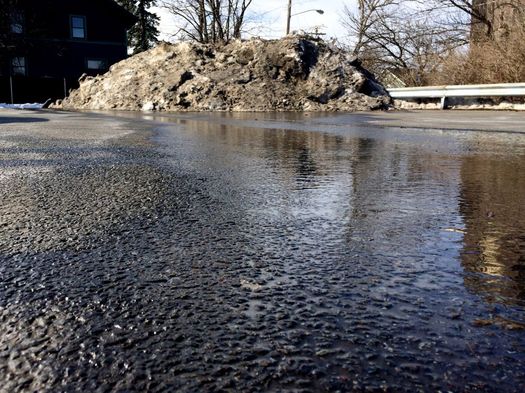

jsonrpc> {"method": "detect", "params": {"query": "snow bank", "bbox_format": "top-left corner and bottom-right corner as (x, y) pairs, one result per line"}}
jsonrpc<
(57, 36), (391, 112)
(0, 103), (44, 110)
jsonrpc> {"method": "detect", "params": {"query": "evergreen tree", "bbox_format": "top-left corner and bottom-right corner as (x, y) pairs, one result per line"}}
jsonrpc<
(117, 0), (160, 54)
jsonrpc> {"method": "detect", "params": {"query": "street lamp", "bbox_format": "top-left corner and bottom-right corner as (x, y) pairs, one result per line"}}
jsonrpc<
(286, 0), (324, 35)
(293, 9), (325, 17)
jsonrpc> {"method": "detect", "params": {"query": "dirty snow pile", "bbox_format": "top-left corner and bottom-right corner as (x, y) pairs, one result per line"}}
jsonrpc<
(57, 36), (390, 112)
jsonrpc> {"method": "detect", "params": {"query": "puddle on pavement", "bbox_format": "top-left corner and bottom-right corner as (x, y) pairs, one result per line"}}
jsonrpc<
(141, 112), (525, 308)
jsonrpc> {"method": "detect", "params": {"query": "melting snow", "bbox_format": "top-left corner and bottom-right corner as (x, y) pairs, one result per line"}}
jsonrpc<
(0, 103), (44, 109)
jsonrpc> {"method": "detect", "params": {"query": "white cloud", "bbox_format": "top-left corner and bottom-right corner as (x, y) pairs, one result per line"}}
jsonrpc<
(152, 0), (355, 42)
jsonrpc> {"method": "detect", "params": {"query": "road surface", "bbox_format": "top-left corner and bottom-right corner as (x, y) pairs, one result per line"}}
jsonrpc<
(1, 109), (524, 392)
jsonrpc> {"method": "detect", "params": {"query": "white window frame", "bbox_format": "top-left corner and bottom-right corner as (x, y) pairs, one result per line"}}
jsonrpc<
(10, 10), (25, 34)
(11, 57), (27, 76)
(86, 58), (107, 71)
(70, 15), (87, 39)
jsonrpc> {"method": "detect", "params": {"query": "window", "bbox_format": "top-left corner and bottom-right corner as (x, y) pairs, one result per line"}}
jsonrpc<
(10, 11), (25, 34)
(71, 16), (86, 39)
(87, 59), (107, 70)
(11, 57), (27, 76)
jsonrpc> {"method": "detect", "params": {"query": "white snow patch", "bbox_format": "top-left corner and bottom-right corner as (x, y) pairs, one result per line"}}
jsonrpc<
(0, 103), (44, 109)
(142, 101), (155, 111)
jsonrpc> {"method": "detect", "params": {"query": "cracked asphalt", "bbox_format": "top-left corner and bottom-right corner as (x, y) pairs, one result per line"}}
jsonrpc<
(1, 109), (525, 392)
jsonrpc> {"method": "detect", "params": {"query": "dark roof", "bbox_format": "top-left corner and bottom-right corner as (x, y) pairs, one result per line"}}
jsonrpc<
(13, 0), (138, 28)
(102, 0), (138, 28)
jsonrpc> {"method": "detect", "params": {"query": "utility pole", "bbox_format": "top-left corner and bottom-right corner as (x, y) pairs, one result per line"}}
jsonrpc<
(286, 0), (292, 35)
(9, 76), (14, 105)
(286, 2), (324, 36)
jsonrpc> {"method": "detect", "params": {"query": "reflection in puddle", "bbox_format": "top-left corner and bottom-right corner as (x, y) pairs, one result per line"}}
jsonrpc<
(146, 112), (525, 309)
(460, 157), (525, 303)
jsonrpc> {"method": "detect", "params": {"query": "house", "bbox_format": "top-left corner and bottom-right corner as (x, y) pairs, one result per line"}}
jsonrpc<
(0, 0), (136, 103)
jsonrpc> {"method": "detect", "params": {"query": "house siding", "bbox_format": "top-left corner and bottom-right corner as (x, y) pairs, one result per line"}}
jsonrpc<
(1, 0), (136, 103)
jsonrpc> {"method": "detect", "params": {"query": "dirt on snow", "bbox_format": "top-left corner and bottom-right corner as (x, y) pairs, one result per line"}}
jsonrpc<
(56, 36), (391, 112)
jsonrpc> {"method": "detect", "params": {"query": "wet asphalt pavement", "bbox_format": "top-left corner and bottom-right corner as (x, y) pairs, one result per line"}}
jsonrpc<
(1, 109), (525, 392)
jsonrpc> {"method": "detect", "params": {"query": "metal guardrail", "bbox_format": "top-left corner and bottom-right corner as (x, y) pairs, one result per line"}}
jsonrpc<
(387, 83), (525, 109)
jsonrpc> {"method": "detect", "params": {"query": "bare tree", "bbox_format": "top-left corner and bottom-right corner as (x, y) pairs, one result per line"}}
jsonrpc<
(419, 0), (525, 40)
(342, 0), (465, 85)
(159, 0), (253, 44)
(341, 0), (399, 56)
(426, 0), (525, 84)
(342, 0), (525, 85)
(413, 0), (492, 39)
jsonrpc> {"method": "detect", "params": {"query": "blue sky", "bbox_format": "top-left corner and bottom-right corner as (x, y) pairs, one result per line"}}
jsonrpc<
(152, 0), (351, 42)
